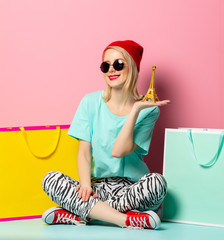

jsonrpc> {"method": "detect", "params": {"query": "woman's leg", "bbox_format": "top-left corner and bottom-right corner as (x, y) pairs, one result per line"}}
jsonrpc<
(42, 173), (162, 228)
(42, 172), (127, 226)
(88, 201), (127, 227)
(107, 173), (167, 212)
(87, 174), (166, 228)
(87, 177), (130, 227)
(42, 171), (99, 221)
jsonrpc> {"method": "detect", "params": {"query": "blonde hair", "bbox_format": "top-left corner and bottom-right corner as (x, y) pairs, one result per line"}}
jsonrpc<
(102, 46), (143, 102)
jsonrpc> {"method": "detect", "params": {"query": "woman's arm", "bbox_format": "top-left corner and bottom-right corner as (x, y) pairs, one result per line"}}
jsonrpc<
(112, 106), (140, 158)
(112, 100), (170, 158)
(76, 139), (98, 201)
(77, 140), (92, 187)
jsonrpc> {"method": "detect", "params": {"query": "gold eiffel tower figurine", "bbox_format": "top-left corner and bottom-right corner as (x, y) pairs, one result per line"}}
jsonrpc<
(142, 65), (159, 103)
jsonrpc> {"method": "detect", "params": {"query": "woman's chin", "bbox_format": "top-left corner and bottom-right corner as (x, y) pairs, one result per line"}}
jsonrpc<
(107, 81), (126, 89)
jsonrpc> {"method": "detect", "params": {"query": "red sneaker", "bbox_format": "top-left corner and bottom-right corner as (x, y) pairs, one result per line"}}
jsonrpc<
(125, 210), (161, 229)
(42, 207), (86, 225)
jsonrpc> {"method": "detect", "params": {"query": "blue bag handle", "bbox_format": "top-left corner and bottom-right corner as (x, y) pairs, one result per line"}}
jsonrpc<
(187, 129), (224, 167)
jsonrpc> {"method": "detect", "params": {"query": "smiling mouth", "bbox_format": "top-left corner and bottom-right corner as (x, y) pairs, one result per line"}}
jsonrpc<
(109, 75), (120, 81)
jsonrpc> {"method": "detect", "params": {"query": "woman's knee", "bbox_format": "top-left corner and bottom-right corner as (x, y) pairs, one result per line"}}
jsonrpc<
(42, 170), (63, 193)
(142, 173), (167, 198)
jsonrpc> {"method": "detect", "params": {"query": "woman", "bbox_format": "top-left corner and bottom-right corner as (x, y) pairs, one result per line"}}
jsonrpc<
(42, 40), (170, 229)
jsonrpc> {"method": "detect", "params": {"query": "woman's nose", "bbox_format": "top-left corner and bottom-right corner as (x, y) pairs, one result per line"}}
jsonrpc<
(108, 65), (116, 73)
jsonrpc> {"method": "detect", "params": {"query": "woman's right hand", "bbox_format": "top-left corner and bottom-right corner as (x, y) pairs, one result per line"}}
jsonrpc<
(75, 185), (98, 202)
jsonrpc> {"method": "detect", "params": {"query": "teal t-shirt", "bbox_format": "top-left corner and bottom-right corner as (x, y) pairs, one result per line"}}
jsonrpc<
(68, 90), (160, 182)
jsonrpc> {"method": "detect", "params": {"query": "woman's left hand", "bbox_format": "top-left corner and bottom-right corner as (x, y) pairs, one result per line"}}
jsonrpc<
(133, 99), (171, 112)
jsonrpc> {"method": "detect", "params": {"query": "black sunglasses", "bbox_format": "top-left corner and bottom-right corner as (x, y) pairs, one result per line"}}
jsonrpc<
(100, 59), (126, 73)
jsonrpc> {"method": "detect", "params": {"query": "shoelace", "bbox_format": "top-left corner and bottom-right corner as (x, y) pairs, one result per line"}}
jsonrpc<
(56, 213), (86, 225)
(63, 217), (86, 225)
(129, 216), (150, 229)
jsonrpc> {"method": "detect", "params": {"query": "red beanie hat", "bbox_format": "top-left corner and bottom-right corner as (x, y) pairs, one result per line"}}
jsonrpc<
(103, 40), (144, 71)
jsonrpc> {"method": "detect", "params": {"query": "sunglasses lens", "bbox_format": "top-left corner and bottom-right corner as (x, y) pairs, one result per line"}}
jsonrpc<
(100, 59), (125, 73)
(113, 59), (124, 71)
(100, 62), (110, 73)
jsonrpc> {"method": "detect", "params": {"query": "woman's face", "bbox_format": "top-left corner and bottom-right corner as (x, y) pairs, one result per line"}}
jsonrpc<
(103, 49), (129, 90)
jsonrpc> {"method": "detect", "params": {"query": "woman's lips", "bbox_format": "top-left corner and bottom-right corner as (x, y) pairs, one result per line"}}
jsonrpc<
(109, 75), (120, 81)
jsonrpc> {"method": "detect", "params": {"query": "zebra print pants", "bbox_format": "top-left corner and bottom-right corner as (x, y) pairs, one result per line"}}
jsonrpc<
(42, 171), (167, 221)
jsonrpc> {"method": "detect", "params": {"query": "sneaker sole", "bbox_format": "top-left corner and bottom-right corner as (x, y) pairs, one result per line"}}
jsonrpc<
(42, 206), (63, 224)
(144, 210), (161, 230)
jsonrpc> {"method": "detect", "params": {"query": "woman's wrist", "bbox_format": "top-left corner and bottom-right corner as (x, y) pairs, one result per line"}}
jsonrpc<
(79, 180), (91, 188)
(79, 175), (91, 187)
(131, 103), (141, 115)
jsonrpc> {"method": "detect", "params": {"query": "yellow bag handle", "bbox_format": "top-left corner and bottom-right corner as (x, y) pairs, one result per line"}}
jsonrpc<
(19, 126), (61, 159)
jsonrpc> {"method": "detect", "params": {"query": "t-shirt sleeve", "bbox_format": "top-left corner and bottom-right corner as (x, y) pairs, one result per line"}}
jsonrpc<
(67, 95), (92, 142)
(133, 106), (160, 156)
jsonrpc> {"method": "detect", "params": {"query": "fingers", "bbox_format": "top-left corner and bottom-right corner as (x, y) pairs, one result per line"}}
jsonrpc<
(75, 185), (85, 199)
(79, 188), (89, 201)
(92, 191), (98, 199)
(156, 100), (171, 106)
(77, 187), (83, 199)
(75, 186), (98, 202)
(134, 99), (169, 112)
(145, 100), (170, 106)
(84, 189), (92, 202)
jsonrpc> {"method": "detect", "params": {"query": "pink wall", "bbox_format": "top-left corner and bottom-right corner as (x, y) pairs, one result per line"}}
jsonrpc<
(0, 0), (223, 173)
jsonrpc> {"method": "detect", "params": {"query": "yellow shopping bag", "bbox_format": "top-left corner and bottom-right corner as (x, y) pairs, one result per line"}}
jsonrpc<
(0, 125), (79, 221)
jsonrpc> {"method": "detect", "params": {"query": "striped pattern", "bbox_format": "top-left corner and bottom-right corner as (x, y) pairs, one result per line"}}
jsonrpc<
(108, 173), (167, 212)
(42, 172), (167, 221)
(42, 171), (99, 221)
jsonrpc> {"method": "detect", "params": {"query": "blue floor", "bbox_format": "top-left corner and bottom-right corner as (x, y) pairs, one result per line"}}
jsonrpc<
(0, 218), (224, 240)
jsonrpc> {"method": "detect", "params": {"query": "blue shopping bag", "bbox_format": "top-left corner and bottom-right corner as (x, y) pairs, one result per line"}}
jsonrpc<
(162, 128), (224, 227)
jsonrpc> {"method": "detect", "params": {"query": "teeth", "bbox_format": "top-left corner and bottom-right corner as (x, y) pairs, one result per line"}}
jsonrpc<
(110, 76), (119, 79)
